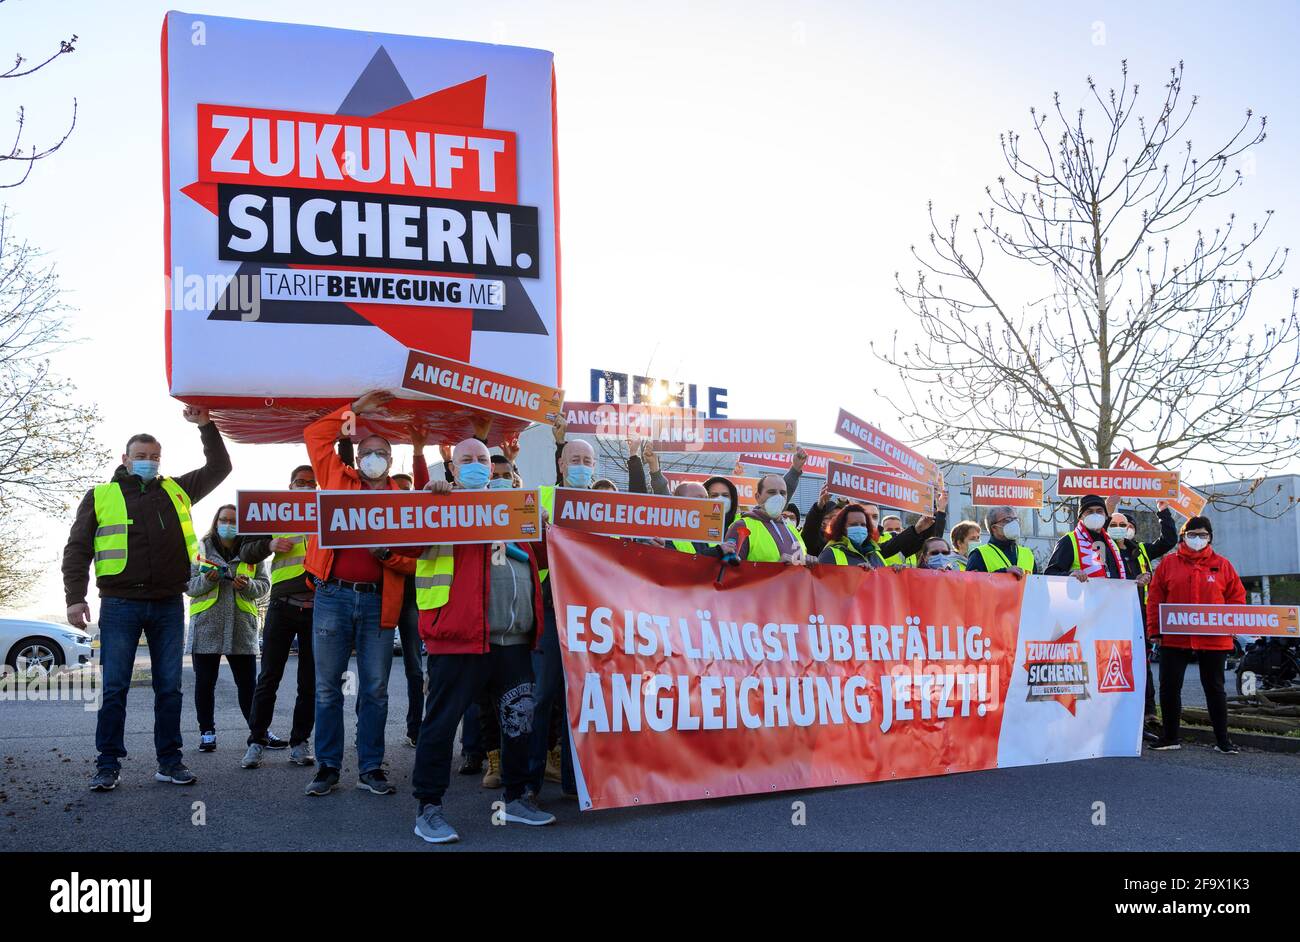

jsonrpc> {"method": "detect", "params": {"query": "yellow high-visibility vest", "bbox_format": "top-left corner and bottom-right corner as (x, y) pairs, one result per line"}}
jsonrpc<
(270, 535), (308, 586)
(973, 542), (1034, 573)
(191, 559), (259, 616)
(92, 478), (197, 577)
(415, 544), (455, 610)
(738, 515), (806, 562)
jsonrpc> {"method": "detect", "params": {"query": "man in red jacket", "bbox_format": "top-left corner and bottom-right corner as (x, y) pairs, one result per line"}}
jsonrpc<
(1145, 515), (1245, 754)
(302, 390), (416, 798)
(409, 435), (553, 844)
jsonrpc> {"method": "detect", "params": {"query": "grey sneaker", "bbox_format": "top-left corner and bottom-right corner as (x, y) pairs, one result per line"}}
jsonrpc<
(89, 768), (119, 792)
(305, 767), (340, 796)
(502, 792), (556, 827)
(357, 769), (396, 795)
(155, 764), (196, 785)
(289, 742), (315, 766)
(240, 743), (265, 769)
(414, 803), (459, 844)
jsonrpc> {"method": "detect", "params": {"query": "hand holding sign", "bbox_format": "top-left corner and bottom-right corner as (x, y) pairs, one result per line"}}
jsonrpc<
(269, 537), (295, 553)
(183, 404), (210, 425)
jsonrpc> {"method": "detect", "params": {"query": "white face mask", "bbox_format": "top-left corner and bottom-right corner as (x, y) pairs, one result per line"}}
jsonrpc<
(358, 453), (389, 480)
(1185, 535), (1209, 551)
(1083, 512), (1106, 531)
(1107, 526), (1129, 542)
(1000, 520), (1021, 540)
(763, 494), (786, 517)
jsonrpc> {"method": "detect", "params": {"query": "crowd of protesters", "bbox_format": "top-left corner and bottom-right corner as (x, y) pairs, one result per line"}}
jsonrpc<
(62, 395), (1248, 844)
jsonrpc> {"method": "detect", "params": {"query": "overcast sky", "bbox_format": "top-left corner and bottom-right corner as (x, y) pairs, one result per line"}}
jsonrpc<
(4, 0), (1297, 618)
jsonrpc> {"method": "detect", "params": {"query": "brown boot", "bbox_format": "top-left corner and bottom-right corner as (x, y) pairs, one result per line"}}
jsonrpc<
(481, 749), (502, 789)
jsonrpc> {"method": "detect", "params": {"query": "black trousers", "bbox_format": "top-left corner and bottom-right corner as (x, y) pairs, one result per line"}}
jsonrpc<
(192, 653), (256, 732)
(396, 597), (425, 739)
(1159, 646), (1231, 747)
(1145, 652), (1157, 717)
(411, 645), (535, 806)
(247, 599), (315, 746)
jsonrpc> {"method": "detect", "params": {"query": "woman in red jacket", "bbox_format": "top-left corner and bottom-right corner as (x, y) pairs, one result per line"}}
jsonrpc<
(1145, 516), (1244, 754)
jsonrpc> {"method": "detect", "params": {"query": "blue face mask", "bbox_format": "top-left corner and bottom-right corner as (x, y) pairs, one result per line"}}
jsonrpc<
(846, 525), (870, 546)
(132, 460), (159, 481)
(457, 462), (491, 490)
(488, 476), (513, 490)
(925, 554), (954, 570)
(217, 523), (238, 541)
(564, 464), (594, 488)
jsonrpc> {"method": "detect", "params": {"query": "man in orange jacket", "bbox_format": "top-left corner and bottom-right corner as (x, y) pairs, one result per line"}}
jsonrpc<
(302, 389), (415, 797)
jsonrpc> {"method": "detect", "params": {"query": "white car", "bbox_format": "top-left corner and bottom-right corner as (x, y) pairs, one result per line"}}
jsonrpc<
(0, 617), (94, 676)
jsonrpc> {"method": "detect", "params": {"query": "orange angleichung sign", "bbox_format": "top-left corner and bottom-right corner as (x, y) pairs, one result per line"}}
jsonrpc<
(550, 488), (727, 542)
(969, 476), (1044, 508)
(1056, 468), (1179, 500)
(666, 472), (759, 504)
(236, 490), (318, 534)
(825, 460), (933, 515)
(315, 489), (541, 549)
(653, 418), (798, 454)
(561, 402), (797, 454)
(741, 446), (854, 478)
(1111, 449), (1208, 517)
(1158, 604), (1300, 638)
(401, 349), (564, 426)
(834, 408), (938, 484)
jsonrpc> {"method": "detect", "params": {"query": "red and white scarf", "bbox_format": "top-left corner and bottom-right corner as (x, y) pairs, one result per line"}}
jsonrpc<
(1075, 521), (1126, 579)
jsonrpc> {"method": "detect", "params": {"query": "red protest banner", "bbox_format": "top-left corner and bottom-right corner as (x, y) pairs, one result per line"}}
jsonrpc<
(402, 349), (564, 426)
(1111, 449), (1207, 517)
(825, 460), (933, 515)
(546, 527), (1143, 811)
(969, 476), (1044, 508)
(550, 489), (727, 542)
(1158, 604), (1300, 638)
(236, 490), (317, 534)
(1057, 468), (1179, 500)
(316, 489), (541, 549)
(741, 446), (854, 478)
(834, 408), (938, 483)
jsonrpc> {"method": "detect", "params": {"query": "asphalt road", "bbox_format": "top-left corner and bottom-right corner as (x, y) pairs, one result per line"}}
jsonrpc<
(1, 658), (1295, 852)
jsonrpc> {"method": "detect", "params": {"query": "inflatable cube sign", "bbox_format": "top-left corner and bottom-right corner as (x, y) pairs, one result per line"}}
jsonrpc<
(162, 12), (560, 443)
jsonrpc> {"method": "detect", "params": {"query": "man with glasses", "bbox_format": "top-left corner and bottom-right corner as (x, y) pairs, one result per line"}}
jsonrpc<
(299, 390), (414, 797)
(965, 505), (1036, 577)
(240, 465), (320, 769)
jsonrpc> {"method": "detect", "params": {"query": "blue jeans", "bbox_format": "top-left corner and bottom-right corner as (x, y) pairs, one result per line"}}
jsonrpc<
(95, 596), (185, 772)
(527, 606), (575, 794)
(312, 582), (391, 774)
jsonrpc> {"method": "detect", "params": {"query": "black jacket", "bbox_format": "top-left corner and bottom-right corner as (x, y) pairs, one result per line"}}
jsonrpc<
(1117, 508), (1178, 605)
(63, 421), (232, 604)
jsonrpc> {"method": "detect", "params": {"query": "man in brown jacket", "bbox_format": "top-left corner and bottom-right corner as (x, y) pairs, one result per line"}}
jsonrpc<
(62, 405), (231, 791)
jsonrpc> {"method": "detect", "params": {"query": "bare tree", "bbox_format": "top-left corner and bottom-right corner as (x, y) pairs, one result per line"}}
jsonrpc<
(0, 2), (77, 189)
(0, 212), (105, 606)
(878, 62), (1298, 513)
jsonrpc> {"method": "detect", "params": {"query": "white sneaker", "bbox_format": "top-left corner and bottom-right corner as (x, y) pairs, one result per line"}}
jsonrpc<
(240, 743), (264, 769)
